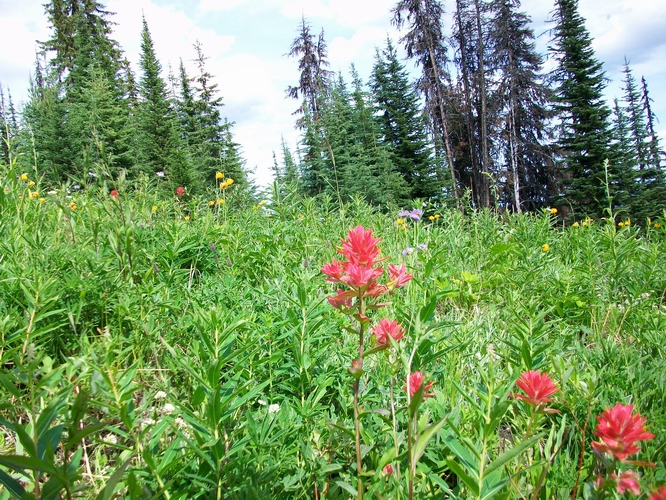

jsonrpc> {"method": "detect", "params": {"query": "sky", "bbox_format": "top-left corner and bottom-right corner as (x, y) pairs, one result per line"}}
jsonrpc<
(0, 0), (664, 186)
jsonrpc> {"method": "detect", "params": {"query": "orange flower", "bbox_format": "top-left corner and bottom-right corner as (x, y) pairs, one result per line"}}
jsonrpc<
(511, 370), (558, 407)
(591, 403), (654, 461)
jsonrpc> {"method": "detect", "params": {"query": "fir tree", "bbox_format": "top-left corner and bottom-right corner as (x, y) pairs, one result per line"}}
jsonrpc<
(549, 0), (614, 217)
(137, 16), (190, 188)
(191, 41), (227, 185)
(370, 38), (437, 201)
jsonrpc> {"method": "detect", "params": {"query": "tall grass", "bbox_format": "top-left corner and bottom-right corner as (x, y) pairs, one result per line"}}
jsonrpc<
(1, 163), (665, 498)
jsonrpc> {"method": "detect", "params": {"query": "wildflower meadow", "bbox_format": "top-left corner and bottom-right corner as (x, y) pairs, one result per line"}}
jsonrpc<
(1, 166), (666, 498)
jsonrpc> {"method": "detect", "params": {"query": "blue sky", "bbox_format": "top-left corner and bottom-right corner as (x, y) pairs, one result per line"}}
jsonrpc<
(1, 0), (664, 186)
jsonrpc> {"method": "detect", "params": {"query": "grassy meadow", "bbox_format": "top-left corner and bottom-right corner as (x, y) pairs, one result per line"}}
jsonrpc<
(1, 168), (666, 499)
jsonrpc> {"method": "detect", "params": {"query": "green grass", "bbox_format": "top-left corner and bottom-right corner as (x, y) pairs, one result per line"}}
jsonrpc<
(1, 168), (665, 498)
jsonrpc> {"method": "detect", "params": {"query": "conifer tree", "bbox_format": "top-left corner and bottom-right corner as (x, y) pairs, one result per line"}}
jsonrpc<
(286, 18), (333, 195)
(488, 0), (553, 211)
(549, 0), (614, 217)
(621, 61), (648, 170)
(191, 41), (227, 185)
(22, 56), (73, 182)
(640, 76), (663, 169)
(286, 17), (332, 127)
(137, 16), (191, 188)
(391, 0), (457, 201)
(370, 38), (437, 201)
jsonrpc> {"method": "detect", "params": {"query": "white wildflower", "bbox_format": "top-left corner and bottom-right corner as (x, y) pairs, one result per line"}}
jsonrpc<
(140, 417), (156, 429)
(268, 403), (280, 414)
(154, 391), (167, 400)
(174, 417), (187, 429)
(47, 190), (57, 195)
(257, 399), (267, 406)
(101, 433), (117, 445)
(162, 403), (176, 415)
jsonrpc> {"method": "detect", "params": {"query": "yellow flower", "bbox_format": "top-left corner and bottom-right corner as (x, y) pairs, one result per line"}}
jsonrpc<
(298, 214), (304, 220)
(429, 215), (435, 221)
(216, 198), (224, 205)
(216, 171), (224, 180)
(573, 222), (579, 227)
(39, 198), (45, 204)
(258, 200), (266, 206)
(618, 222), (625, 227)
(227, 178), (234, 186)
(209, 200), (215, 206)
(654, 223), (661, 229)
(184, 215), (190, 221)
(27, 180), (36, 187)
(20, 173), (28, 181)
(434, 214), (440, 219)
(152, 205), (158, 212)
(31, 191), (39, 199)
(396, 218), (405, 225)
(541, 244), (550, 252)
(550, 207), (558, 215)
(70, 202), (77, 211)
(625, 219), (631, 226)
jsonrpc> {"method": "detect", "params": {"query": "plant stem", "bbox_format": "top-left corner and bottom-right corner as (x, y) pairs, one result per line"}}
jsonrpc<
(354, 298), (366, 499)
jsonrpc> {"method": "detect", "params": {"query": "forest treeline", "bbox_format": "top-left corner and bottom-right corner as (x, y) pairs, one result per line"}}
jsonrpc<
(1, 0), (665, 221)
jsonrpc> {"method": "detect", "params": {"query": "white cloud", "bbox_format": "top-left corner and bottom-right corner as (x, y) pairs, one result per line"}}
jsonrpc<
(108, 0), (235, 73)
(281, 0), (394, 27)
(329, 27), (393, 66)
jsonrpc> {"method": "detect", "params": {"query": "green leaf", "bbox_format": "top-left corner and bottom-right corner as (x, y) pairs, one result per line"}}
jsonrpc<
(96, 456), (133, 500)
(412, 414), (448, 465)
(0, 468), (26, 498)
(334, 480), (357, 497)
(36, 394), (67, 442)
(419, 294), (439, 323)
(485, 431), (545, 475)
(0, 455), (59, 476)
(0, 373), (20, 399)
(446, 457), (479, 496)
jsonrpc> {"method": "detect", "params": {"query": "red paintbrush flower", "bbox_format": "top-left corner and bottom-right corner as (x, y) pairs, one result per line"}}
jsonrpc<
(387, 264), (413, 289)
(321, 259), (345, 282)
(511, 370), (558, 407)
(591, 403), (654, 461)
(340, 263), (383, 289)
(612, 470), (641, 495)
(110, 189), (119, 199)
(405, 372), (435, 399)
(327, 290), (353, 310)
(176, 186), (185, 197)
(650, 486), (666, 500)
(372, 319), (405, 345)
(338, 225), (382, 268)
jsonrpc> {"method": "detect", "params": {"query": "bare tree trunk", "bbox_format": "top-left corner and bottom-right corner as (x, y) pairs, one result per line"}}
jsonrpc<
(474, 0), (490, 208)
(455, 0), (481, 206)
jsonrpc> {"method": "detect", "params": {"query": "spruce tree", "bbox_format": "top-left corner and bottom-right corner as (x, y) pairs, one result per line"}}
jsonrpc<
(549, 0), (614, 217)
(191, 41), (227, 185)
(137, 16), (191, 189)
(370, 38), (437, 201)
